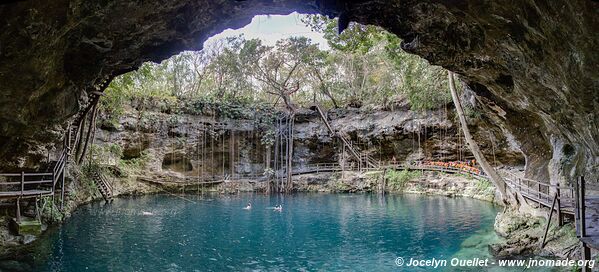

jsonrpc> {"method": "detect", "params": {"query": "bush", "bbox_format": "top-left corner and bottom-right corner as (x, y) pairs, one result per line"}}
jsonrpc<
(118, 150), (151, 174)
(385, 169), (421, 191)
(475, 178), (495, 195)
(39, 196), (65, 223)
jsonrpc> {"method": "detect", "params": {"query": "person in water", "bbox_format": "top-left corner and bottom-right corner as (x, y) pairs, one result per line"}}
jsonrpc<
(274, 204), (282, 211)
(243, 202), (252, 210)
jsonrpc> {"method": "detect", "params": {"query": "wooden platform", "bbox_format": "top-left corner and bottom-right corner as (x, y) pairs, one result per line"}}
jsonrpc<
(137, 176), (225, 186)
(0, 190), (52, 199)
(580, 196), (599, 249)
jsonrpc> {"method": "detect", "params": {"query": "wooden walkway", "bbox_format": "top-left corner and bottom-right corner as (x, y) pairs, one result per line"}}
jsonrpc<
(0, 190), (52, 197)
(0, 149), (67, 200)
(0, 172), (54, 199)
(580, 197), (599, 246)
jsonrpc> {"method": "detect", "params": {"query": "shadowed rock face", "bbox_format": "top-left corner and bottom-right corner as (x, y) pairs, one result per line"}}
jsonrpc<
(0, 0), (597, 185)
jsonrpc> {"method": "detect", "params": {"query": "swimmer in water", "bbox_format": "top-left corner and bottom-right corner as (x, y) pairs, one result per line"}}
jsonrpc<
(243, 202), (252, 210)
(273, 204), (282, 211)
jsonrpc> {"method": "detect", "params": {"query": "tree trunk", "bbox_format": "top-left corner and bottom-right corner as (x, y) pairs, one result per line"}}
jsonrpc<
(265, 146), (271, 194)
(87, 107), (99, 165)
(286, 114), (294, 192)
(313, 70), (339, 108)
(230, 130), (234, 176)
(74, 112), (87, 162)
(78, 103), (98, 164)
(448, 71), (518, 205)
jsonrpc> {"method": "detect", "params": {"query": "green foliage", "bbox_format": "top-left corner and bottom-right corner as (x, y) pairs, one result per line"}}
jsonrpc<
(99, 81), (128, 126)
(70, 163), (105, 201)
(263, 168), (275, 178)
(99, 61), (181, 124)
(393, 54), (452, 110)
(334, 180), (350, 191)
(100, 15), (453, 117)
(304, 14), (452, 111)
(260, 129), (275, 146)
(302, 15), (385, 54)
(39, 196), (65, 223)
(385, 169), (421, 191)
(118, 150), (151, 174)
(182, 96), (278, 121)
(183, 97), (244, 118)
(89, 143), (123, 166)
(463, 103), (482, 119)
(475, 178), (495, 195)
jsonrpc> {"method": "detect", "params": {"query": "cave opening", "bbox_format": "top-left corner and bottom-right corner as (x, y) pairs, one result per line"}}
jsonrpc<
(94, 11), (508, 184)
(86, 7), (536, 186)
(1, 1), (598, 268)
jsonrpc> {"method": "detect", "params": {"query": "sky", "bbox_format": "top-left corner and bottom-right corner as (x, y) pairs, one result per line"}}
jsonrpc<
(204, 12), (330, 50)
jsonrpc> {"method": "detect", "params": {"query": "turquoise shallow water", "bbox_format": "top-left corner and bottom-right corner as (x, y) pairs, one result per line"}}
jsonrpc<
(3, 194), (507, 271)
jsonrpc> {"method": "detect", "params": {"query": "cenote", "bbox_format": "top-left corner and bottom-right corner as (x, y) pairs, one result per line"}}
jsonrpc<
(4, 194), (502, 271)
(2, 1), (597, 271)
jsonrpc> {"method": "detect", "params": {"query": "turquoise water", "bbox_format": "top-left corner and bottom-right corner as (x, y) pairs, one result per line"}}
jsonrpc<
(3, 194), (504, 271)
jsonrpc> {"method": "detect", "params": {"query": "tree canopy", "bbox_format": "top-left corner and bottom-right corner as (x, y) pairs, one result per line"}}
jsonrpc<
(101, 15), (451, 121)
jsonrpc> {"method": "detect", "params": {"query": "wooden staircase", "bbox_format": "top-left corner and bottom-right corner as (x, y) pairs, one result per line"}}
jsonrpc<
(89, 168), (113, 202)
(311, 104), (378, 170)
(360, 154), (380, 169)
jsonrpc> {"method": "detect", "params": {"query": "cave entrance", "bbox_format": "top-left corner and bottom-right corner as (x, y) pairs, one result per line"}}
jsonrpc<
(93, 11), (520, 194)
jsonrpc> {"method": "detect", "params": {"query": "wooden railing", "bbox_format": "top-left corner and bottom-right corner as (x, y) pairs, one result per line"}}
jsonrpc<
(503, 174), (575, 211)
(393, 162), (577, 214)
(289, 161), (577, 216)
(389, 163), (486, 178)
(0, 144), (68, 199)
(0, 172), (54, 197)
(89, 168), (113, 202)
(311, 104), (364, 165)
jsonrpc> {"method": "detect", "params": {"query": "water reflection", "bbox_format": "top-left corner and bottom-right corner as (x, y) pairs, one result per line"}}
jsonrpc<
(2, 193), (503, 271)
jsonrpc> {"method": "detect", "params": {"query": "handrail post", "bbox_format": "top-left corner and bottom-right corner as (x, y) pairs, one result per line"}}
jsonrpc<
(16, 197), (21, 223)
(518, 178), (521, 191)
(60, 168), (65, 210)
(20, 171), (24, 195)
(537, 182), (541, 207)
(579, 175), (591, 272)
(556, 183), (562, 226)
(579, 176), (586, 237)
(540, 192), (558, 248)
(574, 178), (580, 237)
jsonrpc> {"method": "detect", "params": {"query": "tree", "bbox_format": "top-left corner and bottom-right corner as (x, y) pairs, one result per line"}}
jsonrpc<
(103, 17), (451, 113)
(303, 14), (450, 110)
(248, 37), (318, 112)
(448, 71), (519, 206)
